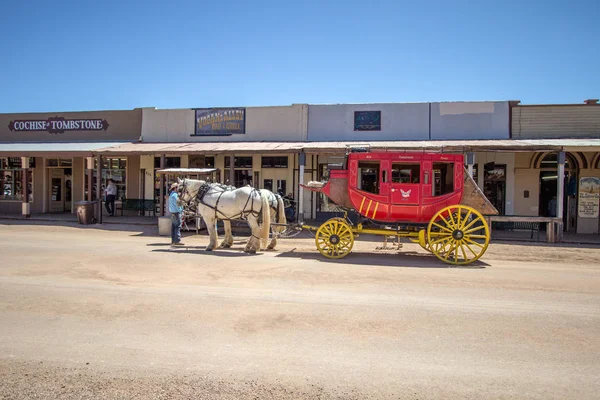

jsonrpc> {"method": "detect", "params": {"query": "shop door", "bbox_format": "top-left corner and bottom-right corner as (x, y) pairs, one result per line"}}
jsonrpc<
(49, 169), (65, 213)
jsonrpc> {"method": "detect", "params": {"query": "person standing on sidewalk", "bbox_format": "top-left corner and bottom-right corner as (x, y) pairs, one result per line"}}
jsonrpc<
(104, 179), (117, 216)
(169, 183), (184, 246)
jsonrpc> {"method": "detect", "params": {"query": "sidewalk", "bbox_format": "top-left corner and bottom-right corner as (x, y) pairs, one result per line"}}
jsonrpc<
(1, 213), (599, 246)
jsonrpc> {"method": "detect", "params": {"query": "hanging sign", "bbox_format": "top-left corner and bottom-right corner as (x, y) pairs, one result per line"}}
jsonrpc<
(194, 108), (245, 135)
(578, 177), (600, 218)
(8, 117), (109, 134)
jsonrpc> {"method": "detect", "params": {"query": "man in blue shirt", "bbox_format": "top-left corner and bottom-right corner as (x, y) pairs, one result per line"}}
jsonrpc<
(169, 183), (184, 246)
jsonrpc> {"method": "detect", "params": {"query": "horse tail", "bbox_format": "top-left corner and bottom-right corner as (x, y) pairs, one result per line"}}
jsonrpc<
(276, 194), (286, 229)
(259, 191), (271, 249)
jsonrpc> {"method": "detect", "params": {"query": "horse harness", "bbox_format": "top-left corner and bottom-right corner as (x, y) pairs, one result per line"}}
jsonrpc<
(193, 182), (265, 222)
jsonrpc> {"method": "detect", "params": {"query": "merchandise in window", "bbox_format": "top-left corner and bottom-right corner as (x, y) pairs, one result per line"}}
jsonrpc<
(0, 158), (34, 202)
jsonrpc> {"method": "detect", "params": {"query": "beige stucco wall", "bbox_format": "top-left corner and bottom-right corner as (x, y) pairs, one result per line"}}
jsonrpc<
(141, 105), (308, 142)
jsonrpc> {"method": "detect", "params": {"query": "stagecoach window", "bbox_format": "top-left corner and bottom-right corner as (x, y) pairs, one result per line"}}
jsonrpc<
(433, 162), (454, 196)
(358, 161), (380, 194)
(391, 163), (420, 184)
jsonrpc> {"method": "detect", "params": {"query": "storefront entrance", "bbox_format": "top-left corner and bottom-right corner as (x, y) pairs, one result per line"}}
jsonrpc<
(538, 153), (578, 232)
(48, 168), (72, 213)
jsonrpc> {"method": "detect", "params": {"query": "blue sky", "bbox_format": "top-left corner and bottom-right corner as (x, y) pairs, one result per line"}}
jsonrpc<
(0, 0), (598, 112)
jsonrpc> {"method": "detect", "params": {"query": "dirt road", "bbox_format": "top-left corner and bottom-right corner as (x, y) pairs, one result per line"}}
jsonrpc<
(0, 222), (599, 399)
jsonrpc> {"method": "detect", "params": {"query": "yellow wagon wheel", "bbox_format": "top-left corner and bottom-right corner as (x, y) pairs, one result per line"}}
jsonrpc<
(315, 218), (354, 259)
(427, 205), (490, 265)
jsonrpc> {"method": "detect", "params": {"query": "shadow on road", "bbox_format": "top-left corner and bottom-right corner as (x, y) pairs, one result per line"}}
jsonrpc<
(275, 249), (488, 269)
(151, 247), (262, 256)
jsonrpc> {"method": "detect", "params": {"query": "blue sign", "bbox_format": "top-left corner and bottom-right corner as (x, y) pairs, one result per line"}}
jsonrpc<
(354, 111), (381, 131)
(195, 108), (245, 135)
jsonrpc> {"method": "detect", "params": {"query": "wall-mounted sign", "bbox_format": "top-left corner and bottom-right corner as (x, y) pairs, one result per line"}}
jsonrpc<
(354, 111), (381, 131)
(194, 108), (245, 135)
(8, 117), (109, 134)
(578, 177), (600, 219)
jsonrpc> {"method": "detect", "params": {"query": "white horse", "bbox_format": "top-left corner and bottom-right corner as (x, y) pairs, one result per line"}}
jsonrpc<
(177, 178), (270, 253)
(220, 189), (286, 250)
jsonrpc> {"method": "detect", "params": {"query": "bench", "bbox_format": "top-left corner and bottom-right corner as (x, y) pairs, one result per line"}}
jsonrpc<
(487, 216), (563, 243)
(117, 199), (156, 217)
(492, 221), (540, 240)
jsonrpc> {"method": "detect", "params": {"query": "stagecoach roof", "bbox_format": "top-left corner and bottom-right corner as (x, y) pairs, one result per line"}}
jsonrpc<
(92, 139), (600, 155)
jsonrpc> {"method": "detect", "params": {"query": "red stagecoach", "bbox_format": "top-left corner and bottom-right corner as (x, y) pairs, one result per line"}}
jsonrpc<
(301, 150), (498, 265)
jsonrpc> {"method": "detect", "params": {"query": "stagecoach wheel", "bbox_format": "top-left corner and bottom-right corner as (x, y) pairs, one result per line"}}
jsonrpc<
(427, 205), (490, 265)
(315, 218), (354, 259)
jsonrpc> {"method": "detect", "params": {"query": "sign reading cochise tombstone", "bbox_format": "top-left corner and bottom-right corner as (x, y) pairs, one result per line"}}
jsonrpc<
(194, 108), (245, 135)
(9, 117), (109, 134)
(578, 177), (600, 219)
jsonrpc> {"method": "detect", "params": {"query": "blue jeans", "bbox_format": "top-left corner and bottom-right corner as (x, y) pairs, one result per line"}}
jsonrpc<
(171, 213), (182, 243)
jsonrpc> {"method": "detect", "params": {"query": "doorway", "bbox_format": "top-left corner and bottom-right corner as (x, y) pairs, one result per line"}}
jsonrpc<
(538, 153), (578, 232)
(48, 168), (72, 212)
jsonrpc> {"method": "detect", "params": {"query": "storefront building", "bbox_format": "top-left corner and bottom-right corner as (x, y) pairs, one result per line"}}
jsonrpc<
(511, 100), (600, 234)
(0, 109), (142, 215)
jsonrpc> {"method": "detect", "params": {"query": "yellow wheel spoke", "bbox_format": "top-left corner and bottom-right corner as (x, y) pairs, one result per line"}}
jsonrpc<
(463, 225), (486, 235)
(447, 209), (457, 229)
(463, 237), (484, 248)
(430, 236), (452, 246)
(461, 217), (483, 233)
(460, 211), (472, 230)
(431, 222), (453, 233)
(444, 242), (456, 260)
(459, 243), (468, 261)
(429, 231), (452, 238)
(464, 241), (479, 257)
(465, 234), (487, 239)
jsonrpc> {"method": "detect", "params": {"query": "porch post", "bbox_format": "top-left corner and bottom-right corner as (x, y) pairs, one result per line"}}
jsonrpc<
(298, 152), (306, 223)
(159, 154), (165, 217)
(21, 157), (30, 218)
(229, 155), (235, 185)
(557, 151), (565, 241)
(467, 152), (475, 178)
(86, 157), (93, 201)
(96, 155), (102, 224)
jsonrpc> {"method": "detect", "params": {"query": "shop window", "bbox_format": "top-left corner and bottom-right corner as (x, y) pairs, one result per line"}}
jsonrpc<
(154, 156), (181, 169)
(484, 164), (506, 215)
(433, 162), (454, 196)
(261, 156), (288, 168)
(392, 163), (420, 184)
(225, 156), (253, 168)
(358, 161), (380, 194)
(86, 158), (127, 200)
(0, 158), (34, 202)
(189, 155), (215, 168)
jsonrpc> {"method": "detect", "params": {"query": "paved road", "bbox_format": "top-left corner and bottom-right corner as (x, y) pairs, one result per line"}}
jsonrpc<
(0, 222), (599, 399)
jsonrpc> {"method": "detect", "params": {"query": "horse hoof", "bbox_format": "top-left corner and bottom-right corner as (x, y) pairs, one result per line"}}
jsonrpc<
(247, 249), (257, 254)
(205, 247), (213, 252)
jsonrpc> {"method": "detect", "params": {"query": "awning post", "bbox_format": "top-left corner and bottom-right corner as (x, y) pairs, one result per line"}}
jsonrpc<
(298, 152), (306, 223)
(159, 154), (165, 217)
(557, 151), (565, 240)
(96, 155), (102, 224)
(21, 157), (30, 218)
(229, 155), (235, 185)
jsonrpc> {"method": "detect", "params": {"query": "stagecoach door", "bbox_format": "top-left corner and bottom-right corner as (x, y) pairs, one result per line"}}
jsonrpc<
(389, 162), (420, 205)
